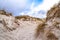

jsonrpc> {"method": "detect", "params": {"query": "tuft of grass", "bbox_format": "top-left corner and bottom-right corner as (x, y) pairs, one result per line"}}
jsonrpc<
(47, 32), (58, 40)
(0, 10), (12, 16)
(35, 23), (45, 37)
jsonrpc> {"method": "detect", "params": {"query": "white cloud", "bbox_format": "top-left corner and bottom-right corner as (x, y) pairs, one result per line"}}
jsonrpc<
(20, 0), (60, 18)
(33, 0), (60, 11)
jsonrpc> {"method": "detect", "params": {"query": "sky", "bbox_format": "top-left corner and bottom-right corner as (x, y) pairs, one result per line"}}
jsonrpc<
(0, 0), (59, 18)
